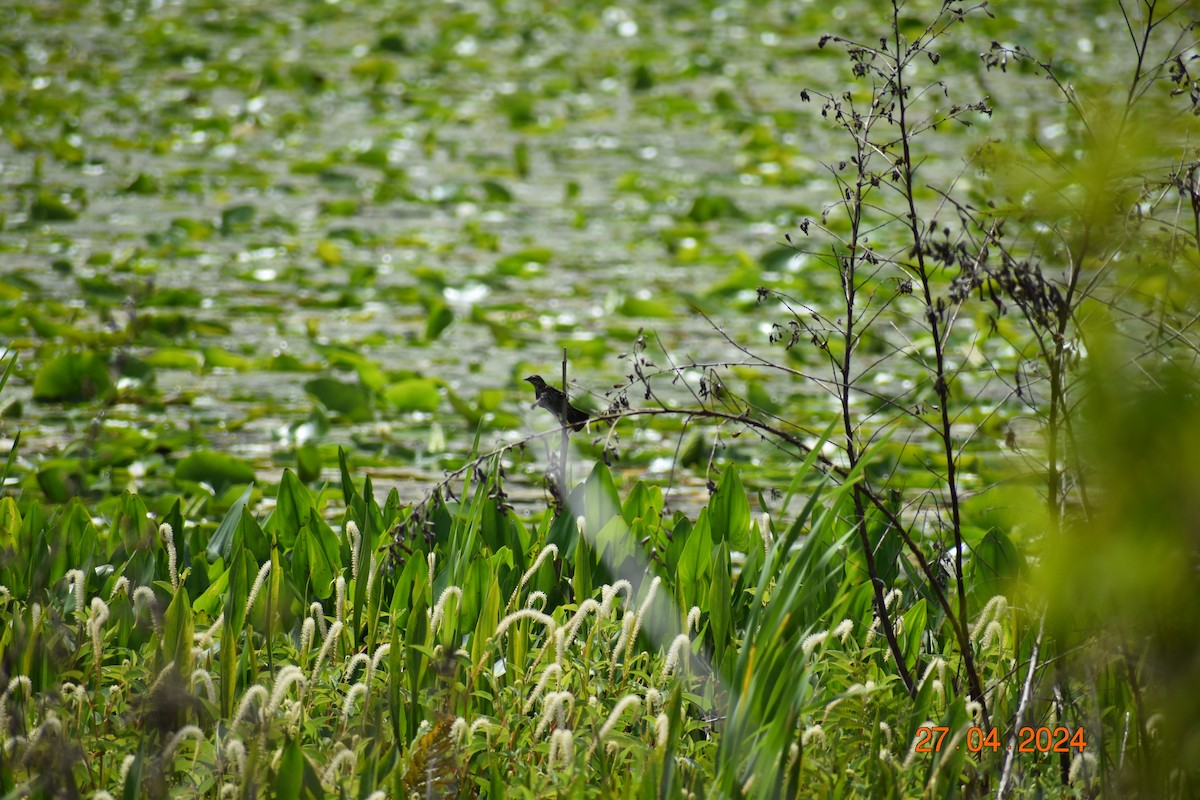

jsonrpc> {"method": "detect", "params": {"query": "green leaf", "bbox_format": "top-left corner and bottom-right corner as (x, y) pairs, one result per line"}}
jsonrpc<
(677, 510), (713, 613)
(161, 586), (194, 678)
(176, 451), (255, 494)
(304, 377), (374, 423)
(383, 378), (440, 412)
(972, 529), (1022, 599)
(423, 299), (455, 342)
(276, 738), (303, 800)
(32, 352), (113, 403)
(296, 443), (321, 484)
(709, 465), (751, 551)
(206, 485), (254, 562)
(224, 546), (255, 638)
(269, 470), (314, 551)
(622, 481), (663, 525)
(296, 511), (339, 600)
(595, 515), (635, 566)
(584, 462), (623, 541)
(220, 203), (256, 235)
(708, 540), (731, 665)
(900, 598), (927, 667)
(684, 194), (743, 222)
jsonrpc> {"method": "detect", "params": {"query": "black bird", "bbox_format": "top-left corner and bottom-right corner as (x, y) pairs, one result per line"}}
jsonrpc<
(524, 375), (590, 432)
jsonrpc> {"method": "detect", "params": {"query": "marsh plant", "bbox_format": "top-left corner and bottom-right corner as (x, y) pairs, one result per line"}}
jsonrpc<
(1, 1), (1199, 799)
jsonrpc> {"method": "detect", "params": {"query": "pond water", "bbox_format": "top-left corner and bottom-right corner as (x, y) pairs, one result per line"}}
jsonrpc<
(0, 0), (1119, 519)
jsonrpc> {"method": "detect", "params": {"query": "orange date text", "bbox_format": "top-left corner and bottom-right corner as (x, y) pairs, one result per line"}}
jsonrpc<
(913, 726), (1087, 753)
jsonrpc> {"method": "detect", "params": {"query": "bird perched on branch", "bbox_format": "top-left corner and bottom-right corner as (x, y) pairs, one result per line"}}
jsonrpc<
(524, 375), (590, 432)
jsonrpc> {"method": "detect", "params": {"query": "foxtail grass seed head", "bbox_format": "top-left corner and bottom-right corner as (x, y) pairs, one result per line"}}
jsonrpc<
(981, 620), (1004, 649)
(299, 617), (316, 656)
(267, 666), (306, 718)
(832, 618), (854, 643)
(91, 792), (115, 800)
(309, 602), (327, 637)
(802, 724), (825, 748)
(244, 561), (272, 619)
(628, 577), (661, 659)
(525, 663), (562, 714)
(88, 597), (110, 658)
(493, 609), (557, 640)
(346, 521), (361, 580)
(344, 653), (370, 683)
(234, 685), (268, 727)
(600, 580), (632, 618)
(201, 612), (224, 649)
(191, 669), (217, 705)
(536, 691), (574, 738)
(1, 675), (32, 740)
(564, 599), (600, 648)
(335, 575), (346, 625)
(29, 712), (62, 746)
(65, 569), (85, 618)
(60, 682), (88, 706)
(509, 544), (558, 608)
(341, 682), (368, 725)
(661, 634), (691, 680)
(365, 553), (378, 609)
(160, 523), (179, 590)
(1069, 752), (1097, 785)
(370, 643), (390, 679)
(654, 713), (670, 748)
(429, 586), (462, 633)
(282, 699), (302, 735)
(311, 621), (344, 683)
(223, 738), (246, 781)
(450, 716), (468, 746)
(469, 717), (493, 744)
(108, 576), (129, 599)
(970, 595), (1008, 641)
(609, 612), (635, 678)
(758, 512), (772, 553)
(548, 727), (574, 771)
(525, 590), (547, 610)
(918, 657), (946, 690)
(883, 588), (902, 611)
(322, 746), (358, 789)
(801, 630), (829, 658)
(599, 694), (641, 741)
(426, 552), (436, 594)
(554, 627), (566, 667)
(163, 724), (203, 766)
(132, 586), (158, 631)
(686, 606), (701, 636)
(863, 614), (879, 648)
